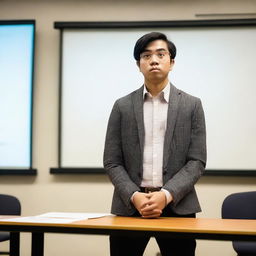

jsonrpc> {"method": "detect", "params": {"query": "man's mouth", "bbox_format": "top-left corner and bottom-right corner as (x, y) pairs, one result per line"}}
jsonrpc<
(150, 67), (160, 71)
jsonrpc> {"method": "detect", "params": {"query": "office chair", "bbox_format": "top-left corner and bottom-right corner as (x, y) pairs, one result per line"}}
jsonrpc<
(0, 194), (21, 255)
(222, 191), (256, 256)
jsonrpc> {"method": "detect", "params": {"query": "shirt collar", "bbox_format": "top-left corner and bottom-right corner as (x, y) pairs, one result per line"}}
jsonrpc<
(143, 82), (170, 103)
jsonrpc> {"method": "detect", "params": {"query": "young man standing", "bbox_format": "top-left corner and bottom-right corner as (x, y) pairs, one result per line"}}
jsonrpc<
(104, 32), (206, 256)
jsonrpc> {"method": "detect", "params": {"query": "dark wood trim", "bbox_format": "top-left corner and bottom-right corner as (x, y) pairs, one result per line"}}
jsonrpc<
(0, 169), (37, 175)
(49, 168), (256, 176)
(50, 168), (105, 174)
(54, 19), (256, 29)
(0, 20), (35, 25)
(204, 170), (256, 176)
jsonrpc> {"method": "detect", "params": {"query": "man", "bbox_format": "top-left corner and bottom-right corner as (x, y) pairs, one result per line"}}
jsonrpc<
(103, 32), (206, 256)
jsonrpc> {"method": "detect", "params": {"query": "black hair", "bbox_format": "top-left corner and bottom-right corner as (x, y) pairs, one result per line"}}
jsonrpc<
(133, 32), (176, 61)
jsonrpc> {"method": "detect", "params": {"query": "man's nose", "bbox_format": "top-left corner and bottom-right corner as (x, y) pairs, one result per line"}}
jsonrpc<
(150, 54), (159, 65)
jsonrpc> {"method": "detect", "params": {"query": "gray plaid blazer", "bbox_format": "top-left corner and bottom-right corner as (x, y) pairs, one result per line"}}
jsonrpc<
(103, 83), (206, 216)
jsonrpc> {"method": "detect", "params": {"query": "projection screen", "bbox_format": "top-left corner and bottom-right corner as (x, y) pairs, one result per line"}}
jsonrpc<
(53, 20), (256, 175)
(0, 20), (36, 173)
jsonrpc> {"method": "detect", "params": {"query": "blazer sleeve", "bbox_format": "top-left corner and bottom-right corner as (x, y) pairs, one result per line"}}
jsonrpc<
(163, 98), (207, 206)
(103, 100), (140, 208)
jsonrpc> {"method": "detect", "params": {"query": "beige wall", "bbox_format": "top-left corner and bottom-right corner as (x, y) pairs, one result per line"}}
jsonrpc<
(1, 0), (256, 255)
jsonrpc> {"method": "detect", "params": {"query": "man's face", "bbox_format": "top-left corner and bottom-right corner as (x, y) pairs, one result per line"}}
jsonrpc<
(137, 39), (174, 82)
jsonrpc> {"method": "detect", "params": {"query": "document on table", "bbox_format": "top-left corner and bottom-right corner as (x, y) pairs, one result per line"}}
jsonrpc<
(1, 212), (113, 224)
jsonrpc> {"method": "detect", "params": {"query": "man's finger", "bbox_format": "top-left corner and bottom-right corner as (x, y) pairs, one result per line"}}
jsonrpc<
(141, 210), (162, 218)
(140, 203), (156, 212)
(141, 209), (162, 217)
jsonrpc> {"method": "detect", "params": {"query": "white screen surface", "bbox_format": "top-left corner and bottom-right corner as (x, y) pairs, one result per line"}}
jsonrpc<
(61, 26), (256, 170)
(0, 23), (34, 169)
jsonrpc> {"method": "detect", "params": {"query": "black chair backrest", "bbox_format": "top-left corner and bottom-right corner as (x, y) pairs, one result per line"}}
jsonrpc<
(0, 194), (21, 215)
(222, 191), (256, 220)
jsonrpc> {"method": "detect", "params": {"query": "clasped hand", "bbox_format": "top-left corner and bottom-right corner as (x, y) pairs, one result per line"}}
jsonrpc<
(133, 191), (166, 218)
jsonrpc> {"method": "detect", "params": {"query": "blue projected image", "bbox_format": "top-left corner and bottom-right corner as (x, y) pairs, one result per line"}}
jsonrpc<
(0, 23), (34, 168)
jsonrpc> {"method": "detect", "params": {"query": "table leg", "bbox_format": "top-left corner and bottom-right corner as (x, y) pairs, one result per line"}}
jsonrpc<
(32, 232), (44, 256)
(10, 232), (20, 256)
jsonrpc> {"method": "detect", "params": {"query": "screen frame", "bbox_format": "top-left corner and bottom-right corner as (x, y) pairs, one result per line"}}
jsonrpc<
(52, 19), (256, 176)
(0, 20), (37, 175)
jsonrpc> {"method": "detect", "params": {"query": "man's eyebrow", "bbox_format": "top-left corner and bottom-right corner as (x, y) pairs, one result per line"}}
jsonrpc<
(143, 48), (168, 52)
(156, 48), (168, 52)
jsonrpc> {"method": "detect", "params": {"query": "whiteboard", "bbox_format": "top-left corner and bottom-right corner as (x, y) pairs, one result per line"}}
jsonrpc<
(57, 21), (256, 172)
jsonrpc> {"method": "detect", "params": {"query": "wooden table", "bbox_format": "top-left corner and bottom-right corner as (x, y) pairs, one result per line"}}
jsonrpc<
(1, 216), (256, 256)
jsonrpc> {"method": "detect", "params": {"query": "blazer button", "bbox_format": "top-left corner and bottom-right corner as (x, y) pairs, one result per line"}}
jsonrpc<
(163, 170), (167, 175)
(138, 173), (142, 178)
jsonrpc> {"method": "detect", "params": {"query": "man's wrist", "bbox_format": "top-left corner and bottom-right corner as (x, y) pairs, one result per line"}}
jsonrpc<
(131, 191), (139, 203)
(161, 188), (172, 204)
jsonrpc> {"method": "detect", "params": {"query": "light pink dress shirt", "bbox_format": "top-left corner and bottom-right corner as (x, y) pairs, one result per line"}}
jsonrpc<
(141, 83), (169, 188)
(140, 83), (172, 203)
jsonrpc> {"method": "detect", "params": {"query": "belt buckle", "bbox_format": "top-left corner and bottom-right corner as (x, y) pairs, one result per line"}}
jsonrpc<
(144, 187), (160, 193)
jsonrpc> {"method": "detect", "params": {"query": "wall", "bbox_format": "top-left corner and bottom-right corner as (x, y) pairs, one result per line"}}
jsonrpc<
(0, 0), (256, 255)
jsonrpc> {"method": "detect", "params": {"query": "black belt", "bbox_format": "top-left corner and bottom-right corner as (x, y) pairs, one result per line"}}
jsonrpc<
(140, 187), (161, 193)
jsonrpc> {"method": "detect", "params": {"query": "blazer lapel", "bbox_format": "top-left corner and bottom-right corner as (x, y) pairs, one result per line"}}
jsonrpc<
(132, 86), (145, 155)
(163, 83), (181, 168)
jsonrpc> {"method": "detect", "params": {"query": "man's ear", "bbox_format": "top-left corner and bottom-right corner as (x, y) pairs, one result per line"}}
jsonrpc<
(170, 59), (175, 71)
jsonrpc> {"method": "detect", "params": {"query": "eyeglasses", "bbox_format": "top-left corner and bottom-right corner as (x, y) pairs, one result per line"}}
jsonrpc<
(140, 51), (171, 61)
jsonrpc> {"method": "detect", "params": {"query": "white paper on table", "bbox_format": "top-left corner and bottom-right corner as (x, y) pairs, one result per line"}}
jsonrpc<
(37, 212), (112, 219)
(1, 212), (113, 224)
(1, 216), (81, 224)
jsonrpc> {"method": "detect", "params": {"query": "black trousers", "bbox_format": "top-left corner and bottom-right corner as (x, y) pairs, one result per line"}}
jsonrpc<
(110, 206), (196, 256)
